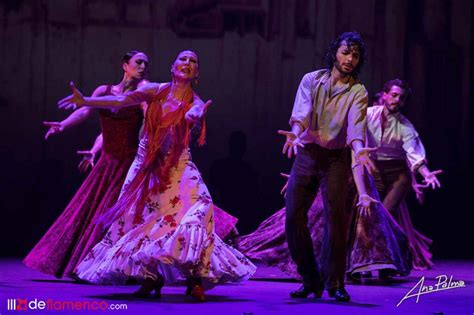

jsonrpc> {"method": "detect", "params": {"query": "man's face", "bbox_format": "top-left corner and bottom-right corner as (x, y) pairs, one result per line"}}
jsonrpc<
(334, 41), (360, 76)
(383, 85), (407, 113)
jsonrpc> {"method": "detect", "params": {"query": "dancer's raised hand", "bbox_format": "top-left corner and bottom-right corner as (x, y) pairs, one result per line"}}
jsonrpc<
(422, 169), (442, 189)
(77, 150), (96, 173)
(355, 147), (378, 174)
(357, 194), (379, 216)
(58, 82), (85, 110)
(43, 121), (64, 140)
(185, 100), (212, 123)
(278, 130), (304, 159)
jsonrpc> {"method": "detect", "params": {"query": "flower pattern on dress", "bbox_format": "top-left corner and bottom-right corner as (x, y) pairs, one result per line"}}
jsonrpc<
(185, 161), (198, 172)
(117, 218), (126, 237)
(83, 250), (95, 262)
(161, 214), (178, 228)
(169, 195), (181, 208)
(145, 200), (160, 213)
(192, 209), (207, 221)
(177, 236), (186, 251)
(188, 174), (204, 185)
(75, 149), (256, 286)
(131, 235), (151, 253)
(192, 192), (212, 205)
(102, 231), (113, 246)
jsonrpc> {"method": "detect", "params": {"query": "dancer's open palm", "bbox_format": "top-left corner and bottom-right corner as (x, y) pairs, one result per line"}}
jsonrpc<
(357, 194), (379, 216)
(355, 147), (378, 174)
(278, 130), (304, 159)
(185, 100), (212, 123)
(43, 121), (64, 140)
(58, 82), (85, 110)
(77, 150), (96, 173)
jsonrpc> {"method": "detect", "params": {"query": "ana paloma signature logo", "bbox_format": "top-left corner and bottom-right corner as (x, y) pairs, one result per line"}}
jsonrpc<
(397, 274), (466, 307)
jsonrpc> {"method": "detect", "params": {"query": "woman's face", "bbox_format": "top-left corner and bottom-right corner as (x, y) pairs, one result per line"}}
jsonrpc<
(123, 52), (149, 80)
(171, 51), (199, 81)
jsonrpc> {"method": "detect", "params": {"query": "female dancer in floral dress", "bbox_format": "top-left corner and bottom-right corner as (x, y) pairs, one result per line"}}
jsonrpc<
(59, 50), (256, 300)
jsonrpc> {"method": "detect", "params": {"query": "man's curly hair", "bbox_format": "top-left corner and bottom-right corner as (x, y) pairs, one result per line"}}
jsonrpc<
(324, 31), (366, 78)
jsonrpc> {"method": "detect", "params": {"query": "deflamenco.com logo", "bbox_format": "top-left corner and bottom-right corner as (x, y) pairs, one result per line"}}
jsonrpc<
(6, 298), (128, 311)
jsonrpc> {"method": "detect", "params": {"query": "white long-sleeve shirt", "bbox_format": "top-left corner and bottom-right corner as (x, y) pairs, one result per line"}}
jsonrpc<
(366, 105), (427, 171)
(289, 69), (368, 149)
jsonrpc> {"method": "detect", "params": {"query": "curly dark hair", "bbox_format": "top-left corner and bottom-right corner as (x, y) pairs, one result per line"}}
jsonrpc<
(324, 31), (366, 77)
(383, 79), (411, 100)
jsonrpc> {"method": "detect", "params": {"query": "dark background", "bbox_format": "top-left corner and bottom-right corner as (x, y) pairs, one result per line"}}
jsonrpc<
(0, 0), (472, 259)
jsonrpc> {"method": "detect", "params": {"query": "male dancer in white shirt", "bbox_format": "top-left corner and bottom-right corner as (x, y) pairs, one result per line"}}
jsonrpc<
(366, 79), (441, 214)
(279, 32), (377, 302)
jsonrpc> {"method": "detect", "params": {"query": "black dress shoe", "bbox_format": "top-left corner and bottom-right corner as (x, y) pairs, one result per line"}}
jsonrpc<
(328, 287), (350, 302)
(133, 276), (165, 298)
(290, 285), (324, 298)
(348, 272), (362, 283)
(378, 269), (396, 280)
(185, 278), (192, 295)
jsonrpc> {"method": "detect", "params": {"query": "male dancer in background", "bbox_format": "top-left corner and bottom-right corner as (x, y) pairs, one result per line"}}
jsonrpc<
(367, 79), (441, 213)
(367, 79), (441, 272)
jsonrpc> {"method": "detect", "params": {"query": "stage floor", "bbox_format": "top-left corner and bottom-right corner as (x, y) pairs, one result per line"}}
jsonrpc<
(1, 259), (472, 314)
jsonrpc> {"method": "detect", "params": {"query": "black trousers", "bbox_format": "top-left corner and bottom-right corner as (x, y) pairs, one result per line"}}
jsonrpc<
(372, 160), (412, 213)
(285, 144), (350, 289)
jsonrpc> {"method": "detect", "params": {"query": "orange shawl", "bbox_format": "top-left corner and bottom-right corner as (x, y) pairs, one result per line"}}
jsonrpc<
(99, 83), (206, 226)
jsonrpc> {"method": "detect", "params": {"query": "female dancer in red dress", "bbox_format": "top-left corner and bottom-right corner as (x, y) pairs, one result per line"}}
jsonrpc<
(24, 51), (149, 278)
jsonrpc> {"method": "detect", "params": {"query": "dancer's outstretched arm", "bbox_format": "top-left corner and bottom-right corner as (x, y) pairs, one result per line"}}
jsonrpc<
(43, 107), (94, 140)
(185, 97), (212, 123)
(45, 84), (120, 139)
(417, 165), (442, 190)
(58, 81), (160, 110)
(351, 139), (378, 174)
(44, 85), (112, 139)
(277, 125), (305, 159)
(77, 133), (103, 173)
(351, 151), (379, 216)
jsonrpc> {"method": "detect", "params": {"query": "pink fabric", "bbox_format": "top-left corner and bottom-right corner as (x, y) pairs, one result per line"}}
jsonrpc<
(24, 104), (143, 278)
(393, 200), (433, 270)
(214, 205), (238, 239)
(238, 179), (413, 278)
(76, 150), (255, 286)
